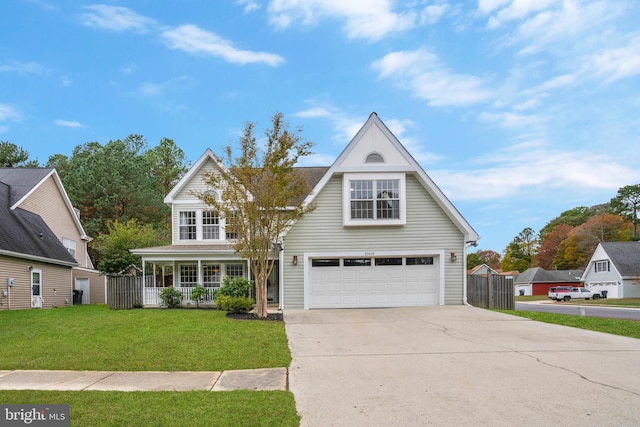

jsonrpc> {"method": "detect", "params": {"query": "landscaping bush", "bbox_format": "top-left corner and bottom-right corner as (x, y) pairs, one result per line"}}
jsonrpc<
(215, 276), (254, 298)
(159, 287), (183, 308)
(190, 284), (208, 308)
(215, 294), (255, 314)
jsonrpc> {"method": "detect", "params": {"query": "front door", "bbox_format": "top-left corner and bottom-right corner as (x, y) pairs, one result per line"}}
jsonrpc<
(31, 269), (42, 308)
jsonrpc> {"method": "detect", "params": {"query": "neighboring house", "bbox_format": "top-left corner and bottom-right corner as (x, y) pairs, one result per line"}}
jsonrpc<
(0, 168), (104, 309)
(581, 242), (640, 299)
(468, 264), (499, 276)
(132, 113), (479, 309)
(514, 267), (584, 296)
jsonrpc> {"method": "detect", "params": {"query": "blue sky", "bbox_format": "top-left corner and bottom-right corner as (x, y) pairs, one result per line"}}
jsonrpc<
(2, 1), (639, 254)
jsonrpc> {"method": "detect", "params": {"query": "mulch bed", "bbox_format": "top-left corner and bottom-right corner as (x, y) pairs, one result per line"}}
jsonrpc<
(226, 312), (284, 321)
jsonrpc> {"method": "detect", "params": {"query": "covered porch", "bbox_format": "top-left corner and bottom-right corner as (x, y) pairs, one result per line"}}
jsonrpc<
(132, 244), (279, 307)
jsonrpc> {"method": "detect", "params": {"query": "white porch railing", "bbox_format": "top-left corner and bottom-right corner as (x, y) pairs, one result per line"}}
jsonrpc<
(144, 286), (220, 306)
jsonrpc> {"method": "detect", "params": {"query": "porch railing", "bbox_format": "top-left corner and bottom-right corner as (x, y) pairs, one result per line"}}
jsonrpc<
(143, 286), (220, 306)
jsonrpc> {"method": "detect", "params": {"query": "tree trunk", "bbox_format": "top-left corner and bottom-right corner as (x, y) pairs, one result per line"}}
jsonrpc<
(255, 274), (268, 318)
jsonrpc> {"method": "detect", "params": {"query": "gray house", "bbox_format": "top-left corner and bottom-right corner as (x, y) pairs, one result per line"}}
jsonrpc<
(582, 242), (640, 299)
(133, 113), (479, 309)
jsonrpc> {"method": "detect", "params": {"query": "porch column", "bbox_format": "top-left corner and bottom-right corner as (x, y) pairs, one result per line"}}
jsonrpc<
(198, 260), (202, 285)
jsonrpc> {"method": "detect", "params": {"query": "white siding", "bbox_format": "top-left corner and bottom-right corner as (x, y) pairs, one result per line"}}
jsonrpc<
(283, 174), (465, 309)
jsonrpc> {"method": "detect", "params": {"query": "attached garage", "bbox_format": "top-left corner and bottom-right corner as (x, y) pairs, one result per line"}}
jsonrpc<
(307, 255), (440, 308)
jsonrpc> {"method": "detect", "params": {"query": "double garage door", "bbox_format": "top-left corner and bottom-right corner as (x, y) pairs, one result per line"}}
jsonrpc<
(309, 256), (438, 308)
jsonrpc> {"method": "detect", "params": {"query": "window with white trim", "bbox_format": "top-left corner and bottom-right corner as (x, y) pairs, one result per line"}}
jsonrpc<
(225, 211), (239, 240)
(203, 264), (221, 287)
(594, 260), (610, 273)
(179, 211), (197, 240)
(63, 238), (76, 257)
(343, 173), (406, 226)
(202, 211), (219, 240)
(179, 264), (198, 286)
(226, 264), (244, 278)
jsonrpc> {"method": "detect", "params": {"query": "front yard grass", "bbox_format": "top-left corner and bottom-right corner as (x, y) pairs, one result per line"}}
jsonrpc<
(0, 390), (299, 427)
(0, 305), (290, 371)
(501, 310), (640, 339)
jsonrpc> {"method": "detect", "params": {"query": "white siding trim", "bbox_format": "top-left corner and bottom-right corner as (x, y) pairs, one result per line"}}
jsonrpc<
(302, 249), (445, 309)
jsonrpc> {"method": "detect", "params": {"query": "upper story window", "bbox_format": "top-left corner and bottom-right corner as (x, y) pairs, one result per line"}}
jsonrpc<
(365, 152), (384, 163)
(202, 211), (219, 240)
(595, 260), (610, 273)
(225, 211), (239, 240)
(343, 173), (406, 226)
(179, 211), (197, 240)
(63, 238), (76, 257)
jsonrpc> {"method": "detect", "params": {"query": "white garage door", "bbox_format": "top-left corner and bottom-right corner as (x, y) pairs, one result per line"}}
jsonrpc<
(309, 256), (438, 308)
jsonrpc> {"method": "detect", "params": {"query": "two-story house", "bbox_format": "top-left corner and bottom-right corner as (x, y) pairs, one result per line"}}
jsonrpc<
(133, 113), (479, 309)
(0, 168), (104, 309)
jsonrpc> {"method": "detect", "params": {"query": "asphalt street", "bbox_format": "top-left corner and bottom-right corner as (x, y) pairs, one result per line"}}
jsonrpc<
(516, 301), (640, 320)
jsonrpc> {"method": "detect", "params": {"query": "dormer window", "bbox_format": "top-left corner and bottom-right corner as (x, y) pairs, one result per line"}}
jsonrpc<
(365, 152), (384, 163)
(343, 173), (406, 226)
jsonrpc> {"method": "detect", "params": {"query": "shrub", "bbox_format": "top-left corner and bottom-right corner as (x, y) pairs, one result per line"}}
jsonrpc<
(191, 284), (208, 308)
(215, 276), (254, 298)
(160, 287), (183, 308)
(215, 294), (255, 314)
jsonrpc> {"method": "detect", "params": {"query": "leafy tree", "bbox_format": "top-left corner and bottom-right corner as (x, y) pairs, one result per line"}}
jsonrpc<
(466, 253), (482, 270)
(92, 219), (168, 273)
(609, 184), (640, 240)
(475, 249), (501, 269)
(534, 223), (572, 269)
(539, 206), (591, 238)
(554, 214), (631, 269)
(501, 227), (537, 272)
(145, 137), (190, 196)
(200, 112), (315, 318)
(53, 136), (169, 239)
(0, 141), (39, 167)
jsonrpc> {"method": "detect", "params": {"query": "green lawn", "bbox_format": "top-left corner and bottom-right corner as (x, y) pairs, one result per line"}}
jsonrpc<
(0, 390), (299, 427)
(0, 305), (290, 371)
(501, 310), (640, 339)
(0, 305), (299, 426)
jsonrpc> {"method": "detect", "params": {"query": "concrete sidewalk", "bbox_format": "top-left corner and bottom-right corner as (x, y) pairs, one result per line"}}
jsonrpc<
(0, 368), (287, 392)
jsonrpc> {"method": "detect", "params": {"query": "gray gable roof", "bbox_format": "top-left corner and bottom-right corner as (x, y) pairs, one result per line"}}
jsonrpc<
(0, 168), (53, 206)
(601, 242), (640, 277)
(515, 267), (583, 284)
(0, 180), (77, 265)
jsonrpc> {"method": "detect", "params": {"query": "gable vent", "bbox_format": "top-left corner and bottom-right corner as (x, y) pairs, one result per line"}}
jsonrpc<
(365, 152), (384, 163)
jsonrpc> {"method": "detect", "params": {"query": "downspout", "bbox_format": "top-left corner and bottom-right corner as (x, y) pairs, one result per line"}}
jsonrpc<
(463, 241), (477, 307)
(278, 246), (284, 311)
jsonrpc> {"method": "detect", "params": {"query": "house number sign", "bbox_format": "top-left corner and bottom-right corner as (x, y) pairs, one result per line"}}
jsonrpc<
(364, 251), (375, 256)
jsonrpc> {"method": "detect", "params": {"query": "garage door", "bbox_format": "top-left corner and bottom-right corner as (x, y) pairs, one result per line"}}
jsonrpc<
(309, 256), (438, 308)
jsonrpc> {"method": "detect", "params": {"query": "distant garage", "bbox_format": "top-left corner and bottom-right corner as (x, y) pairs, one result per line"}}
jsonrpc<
(308, 255), (439, 308)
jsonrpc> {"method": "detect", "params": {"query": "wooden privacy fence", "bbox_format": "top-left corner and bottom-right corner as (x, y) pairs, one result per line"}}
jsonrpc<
(467, 272), (515, 310)
(107, 275), (144, 309)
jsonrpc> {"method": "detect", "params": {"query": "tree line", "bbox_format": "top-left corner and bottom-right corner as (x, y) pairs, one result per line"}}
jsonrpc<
(468, 185), (640, 272)
(1, 139), (190, 272)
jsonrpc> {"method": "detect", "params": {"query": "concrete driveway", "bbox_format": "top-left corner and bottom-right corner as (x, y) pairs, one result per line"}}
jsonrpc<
(285, 306), (640, 426)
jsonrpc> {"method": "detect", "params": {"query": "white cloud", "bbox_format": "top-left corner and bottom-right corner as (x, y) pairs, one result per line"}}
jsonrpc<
(267, 0), (417, 41)
(54, 119), (86, 128)
(477, 0), (511, 15)
(431, 141), (640, 201)
(478, 111), (541, 128)
(236, 0), (261, 13)
(486, 0), (558, 29)
(160, 24), (284, 66)
(372, 49), (492, 106)
(0, 60), (49, 75)
(80, 4), (157, 33)
(420, 4), (449, 25)
(0, 104), (22, 122)
(137, 76), (195, 97)
(586, 37), (640, 83)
